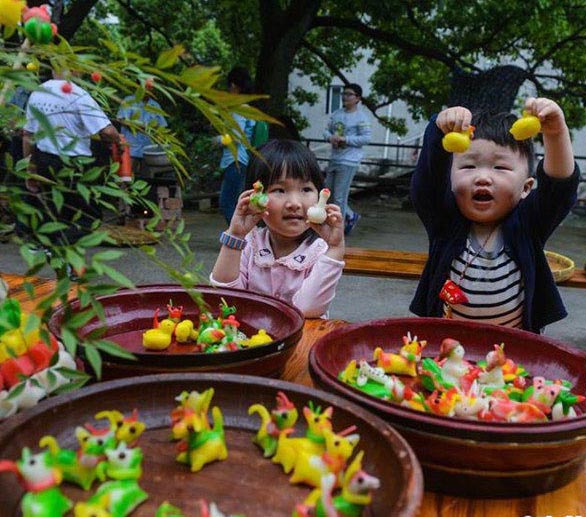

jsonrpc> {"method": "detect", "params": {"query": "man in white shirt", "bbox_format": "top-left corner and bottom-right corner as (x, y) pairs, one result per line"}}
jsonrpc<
(21, 70), (121, 244)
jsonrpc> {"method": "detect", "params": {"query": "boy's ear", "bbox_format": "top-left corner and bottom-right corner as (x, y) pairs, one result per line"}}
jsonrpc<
(520, 176), (535, 199)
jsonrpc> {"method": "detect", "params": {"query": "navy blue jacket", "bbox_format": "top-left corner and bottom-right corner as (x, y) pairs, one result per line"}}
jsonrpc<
(409, 116), (580, 333)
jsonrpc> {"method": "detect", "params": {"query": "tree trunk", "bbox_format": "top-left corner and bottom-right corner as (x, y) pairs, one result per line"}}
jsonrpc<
(255, 0), (321, 138)
(448, 65), (529, 113)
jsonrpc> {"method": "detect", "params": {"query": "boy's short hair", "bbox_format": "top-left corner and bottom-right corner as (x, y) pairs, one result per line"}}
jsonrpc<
(346, 83), (363, 98)
(471, 110), (535, 176)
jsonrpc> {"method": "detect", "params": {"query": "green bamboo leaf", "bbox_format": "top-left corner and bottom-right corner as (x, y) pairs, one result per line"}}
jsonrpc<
(65, 249), (85, 276)
(94, 340), (137, 360)
(77, 231), (109, 248)
(101, 265), (134, 289)
(93, 250), (124, 262)
(84, 345), (102, 379)
(54, 366), (91, 380)
(77, 183), (91, 203)
(156, 45), (185, 69)
(52, 378), (90, 395)
(52, 189), (64, 213)
(7, 382), (26, 400)
(38, 222), (70, 234)
(67, 310), (96, 329)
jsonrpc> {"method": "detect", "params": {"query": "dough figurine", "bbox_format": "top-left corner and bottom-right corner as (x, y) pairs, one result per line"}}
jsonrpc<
(306, 188), (330, 224)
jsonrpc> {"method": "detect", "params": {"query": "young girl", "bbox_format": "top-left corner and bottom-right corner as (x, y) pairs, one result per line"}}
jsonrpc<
(210, 139), (345, 318)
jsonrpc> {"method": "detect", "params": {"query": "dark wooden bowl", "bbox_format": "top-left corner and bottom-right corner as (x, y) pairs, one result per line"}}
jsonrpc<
(0, 373), (424, 517)
(48, 285), (304, 380)
(309, 317), (586, 497)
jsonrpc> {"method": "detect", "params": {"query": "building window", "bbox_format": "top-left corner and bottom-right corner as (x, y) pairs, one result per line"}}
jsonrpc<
(326, 85), (343, 114)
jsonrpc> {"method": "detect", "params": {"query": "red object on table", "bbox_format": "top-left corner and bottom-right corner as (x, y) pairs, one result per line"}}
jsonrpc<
(112, 135), (132, 182)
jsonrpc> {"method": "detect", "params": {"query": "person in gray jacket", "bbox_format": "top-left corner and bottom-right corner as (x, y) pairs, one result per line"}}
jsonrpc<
(323, 83), (371, 234)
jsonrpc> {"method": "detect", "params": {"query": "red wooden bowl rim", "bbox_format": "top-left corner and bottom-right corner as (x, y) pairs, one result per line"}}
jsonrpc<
(48, 284), (305, 368)
(0, 373), (424, 517)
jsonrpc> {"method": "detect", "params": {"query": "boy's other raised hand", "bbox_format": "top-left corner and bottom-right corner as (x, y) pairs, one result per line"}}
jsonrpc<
(228, 189), (267, 239)
(524, 97), (568, 137)
(436, 106), (473, 134)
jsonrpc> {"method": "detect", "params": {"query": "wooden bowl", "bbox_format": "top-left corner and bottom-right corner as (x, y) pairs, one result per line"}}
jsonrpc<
(309, 317), (586, 497)
(0, 373), (424, 517)
(48, 284), (304, 380)
(545, 250), (575, 283)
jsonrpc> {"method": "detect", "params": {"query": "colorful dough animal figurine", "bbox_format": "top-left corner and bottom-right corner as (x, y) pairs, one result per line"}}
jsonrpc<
(22, 4), (58, 44)
(244, 329), (273, 347)
(307, 188), (331, 224)
(94, 409), (146, 447)
(0, 447), (72, 517)
(373, 332), (426, 377)
(438, 338), (471, 387)
(250, 180), (269, 210)
(172, 406), (228, 472)
(510, 110), (541, 140)
(248, 391), (299, 457)
(155, 499), (245, 517)
(142, 319), (175, 350)
(74, 501), (112, 517)
(293, 451), (380, 517)
(442, 125), (475, 153)
(477, 344), (507, 388)
(85, 443), (148, 517)
(288, 426), (360, 488)
(272, 403), (333, 474)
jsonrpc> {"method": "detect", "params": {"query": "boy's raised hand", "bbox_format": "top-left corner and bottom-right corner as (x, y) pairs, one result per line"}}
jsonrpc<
(436, 106), (473, 134)
(308, 204), (345, 260)
(228, 189), (268, 239)
(524, 97), (568, 136)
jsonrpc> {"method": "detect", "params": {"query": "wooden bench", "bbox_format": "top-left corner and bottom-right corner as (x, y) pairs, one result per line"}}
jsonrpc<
(343, 247), (586, 289)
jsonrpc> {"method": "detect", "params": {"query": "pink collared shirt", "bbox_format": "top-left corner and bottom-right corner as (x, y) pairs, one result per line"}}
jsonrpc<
(210, 227), (345, 318)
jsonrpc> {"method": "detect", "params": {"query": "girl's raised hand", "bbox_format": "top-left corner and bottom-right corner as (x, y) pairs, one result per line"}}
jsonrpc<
(228, 189), (268, 238)
(308, 204), (345, 257)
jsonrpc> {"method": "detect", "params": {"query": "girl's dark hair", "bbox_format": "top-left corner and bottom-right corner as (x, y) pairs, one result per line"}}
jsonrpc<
(471, 110), (535, 175)
(246, 139), (324, 191)
(227, 66), (253, 94)
(246, 139), (325, 242)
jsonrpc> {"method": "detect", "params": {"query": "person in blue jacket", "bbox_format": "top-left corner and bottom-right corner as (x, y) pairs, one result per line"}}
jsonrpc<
(410, 97), (579, 333)
(216, 66), (255, 223)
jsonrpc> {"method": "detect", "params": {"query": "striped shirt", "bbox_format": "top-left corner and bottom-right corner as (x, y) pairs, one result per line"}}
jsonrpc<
(443, 233), (524, 328)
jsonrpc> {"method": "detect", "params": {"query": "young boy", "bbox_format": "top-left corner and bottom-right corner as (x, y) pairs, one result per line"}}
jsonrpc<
(410, 98), (579, 332)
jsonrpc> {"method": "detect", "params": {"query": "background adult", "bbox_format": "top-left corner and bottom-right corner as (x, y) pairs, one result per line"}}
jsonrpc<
(117, 90), (167, 175)
(323, 83), (371, 235)
(21, 69), (121, 245)
(216, 66), (255, 223)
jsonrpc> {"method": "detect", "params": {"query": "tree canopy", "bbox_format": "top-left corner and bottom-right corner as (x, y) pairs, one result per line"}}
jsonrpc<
(15, 0), (586, 132)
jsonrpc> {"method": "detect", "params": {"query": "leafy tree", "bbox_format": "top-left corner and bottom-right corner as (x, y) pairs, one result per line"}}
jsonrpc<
(0, 9), (272, 379)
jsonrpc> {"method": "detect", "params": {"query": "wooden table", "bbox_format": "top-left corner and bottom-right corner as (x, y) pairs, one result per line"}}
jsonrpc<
(288, 319), (586, 517)
(6, 274), (586, 516)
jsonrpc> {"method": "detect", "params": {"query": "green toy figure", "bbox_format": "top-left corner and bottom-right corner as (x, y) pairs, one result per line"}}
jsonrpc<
(0, 447), (72, 517)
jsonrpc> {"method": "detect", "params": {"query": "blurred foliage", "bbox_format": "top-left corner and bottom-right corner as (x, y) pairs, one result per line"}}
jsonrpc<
(0, 16), (276, 378)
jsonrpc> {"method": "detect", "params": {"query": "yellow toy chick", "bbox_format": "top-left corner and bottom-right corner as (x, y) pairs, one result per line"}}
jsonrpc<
(245, 329), (273, 347)
(442, 126), (475, 153)
(142, 319), (175, 350)
(510, 110), (541, 140)
(174, 319), (199, 344)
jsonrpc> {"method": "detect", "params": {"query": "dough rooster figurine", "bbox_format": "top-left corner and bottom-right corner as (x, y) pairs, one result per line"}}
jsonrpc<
(442, 126), (475, 153)
(307, 188), (330, 224)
